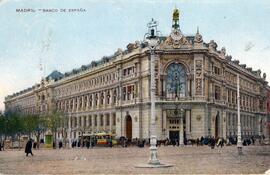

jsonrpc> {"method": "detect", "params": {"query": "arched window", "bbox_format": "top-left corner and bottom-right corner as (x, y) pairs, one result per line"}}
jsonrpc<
(166, 63), (187, 98)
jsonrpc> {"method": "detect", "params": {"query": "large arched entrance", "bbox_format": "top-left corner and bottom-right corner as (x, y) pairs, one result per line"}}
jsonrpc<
(215, 112), (220, 138)
(126, 115), (132, 139)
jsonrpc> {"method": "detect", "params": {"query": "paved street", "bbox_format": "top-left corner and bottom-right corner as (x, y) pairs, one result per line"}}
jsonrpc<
(0, 145), (269, 174)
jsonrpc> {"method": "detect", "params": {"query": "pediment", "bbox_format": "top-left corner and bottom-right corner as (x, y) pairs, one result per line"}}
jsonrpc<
(160, 31), (193, 50)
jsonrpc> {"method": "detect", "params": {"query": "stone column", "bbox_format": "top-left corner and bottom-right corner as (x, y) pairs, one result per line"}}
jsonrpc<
(179, 110), (184, 146)
(68, 100), (71, 112)
(258, 116), (262, 137)
(68, 114), (72, 148)
(91, 94), (94, 109)
(92, 93), (96, 109)
(76, 116), (80, 128)
(76, 97), (80, 112)
(248, 115), (251, 135)
(81, 96), (85, 111)
(91, 115), (95, 133)
(64, 100), (67, 112)
(187, 76), (191, 97)
(104, 114), (106, 130)
(86, 95), (89, 110)
(103, 91), (106, 106)
(110, 89), (113, 106)
(97, 114), (100, 132)
(86, 115), (90, 128)
(222, 111), (227, 139)
(81, 116), (85, 129)
(210, 82), (213, 100)
(110, 113), (113, 132)
(73, 98), (76, 112)
(97, 92), (100, 108)
(185, 110), (191, 139)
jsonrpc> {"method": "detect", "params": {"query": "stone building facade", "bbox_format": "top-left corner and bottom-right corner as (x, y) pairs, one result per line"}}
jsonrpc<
(4, 10), (269, 141)
(266, 86), (270, 140)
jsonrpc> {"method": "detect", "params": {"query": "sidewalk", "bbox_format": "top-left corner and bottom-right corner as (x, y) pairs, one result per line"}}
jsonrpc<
(0, 145), (269, 174)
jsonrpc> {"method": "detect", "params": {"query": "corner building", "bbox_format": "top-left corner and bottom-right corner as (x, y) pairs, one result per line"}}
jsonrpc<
(5, 10), (269, 141)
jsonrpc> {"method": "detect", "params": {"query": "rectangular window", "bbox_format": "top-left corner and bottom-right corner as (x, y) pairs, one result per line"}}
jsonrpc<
(89, 116), (92, 126)
(113, 90), (117, 104)
(89, 95), (92, 107)
(123, 87), (126, 100)
(214, 66), (220, 75)
(100, 92), (104, 105)
(127, 86), (132, 100)
(113, 114), (116, 125)
(106, 115), (110, 126)
(100, 116), (103, 126)
(214, 86), (221, 100)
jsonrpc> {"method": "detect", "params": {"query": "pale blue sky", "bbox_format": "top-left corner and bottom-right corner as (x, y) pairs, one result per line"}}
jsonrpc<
(0, 0), (270, 111)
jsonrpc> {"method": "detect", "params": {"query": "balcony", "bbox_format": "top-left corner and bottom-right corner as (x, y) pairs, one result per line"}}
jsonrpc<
(122, 73), (137, 81)
(121, 98), (139, 106)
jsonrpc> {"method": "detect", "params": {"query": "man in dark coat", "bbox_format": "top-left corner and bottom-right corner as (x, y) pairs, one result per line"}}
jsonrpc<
(25, 139), (33, 156)
(86, 140), (90, 149)
(210, 137), (215, 149)
(59, 141), (63, 149)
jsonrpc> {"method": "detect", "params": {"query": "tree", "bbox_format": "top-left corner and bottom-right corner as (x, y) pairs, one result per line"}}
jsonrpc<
(11, 113), (24, 150)
(0, 114), (6, 140)
(59, 114), (69, 148)
(0, 112), (25, 149)
(33, 115), (47, 149)
(23, 114), (39, 138)
(46, 110), (62, 148)
(3, 112), (23, 139)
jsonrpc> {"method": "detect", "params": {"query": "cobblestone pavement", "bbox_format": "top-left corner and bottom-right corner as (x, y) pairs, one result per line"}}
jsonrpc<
(0, 145), (269, 174)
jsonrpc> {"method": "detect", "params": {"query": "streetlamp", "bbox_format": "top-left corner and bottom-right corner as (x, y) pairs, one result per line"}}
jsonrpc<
(136, 18), (172, 168)
(237, 74), (243, 155)
(145, 18), (161, 165)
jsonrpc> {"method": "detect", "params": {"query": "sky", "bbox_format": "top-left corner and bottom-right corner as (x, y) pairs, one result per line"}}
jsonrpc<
(0, 0), (270, 111)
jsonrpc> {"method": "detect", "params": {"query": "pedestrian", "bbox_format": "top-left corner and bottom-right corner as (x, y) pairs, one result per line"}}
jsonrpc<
(108, 137), (113, 148)
(124, 138), (127, 147)
(0, 141), (2, 151)
(86, 140), (90, 149)
(77, 140), (81, 147)
(200, 136), (204, 144)
(216, 138), (222, 147)
(33, 142), (37, 149)
(25, 139), (33, 156)
(59, 141), (63, 149)
(172, 139), (176, 147)
(220, 138), (224, 148)
(210, 137), (215, 149)
(2, 141), (4, 151)
(176, 139), (179, 146)
(251, 136), (255, 145)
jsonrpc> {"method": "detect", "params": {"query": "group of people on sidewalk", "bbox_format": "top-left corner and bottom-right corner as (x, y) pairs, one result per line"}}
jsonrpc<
(71, 139), (95, 149)
(1, 134), (267, 157)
